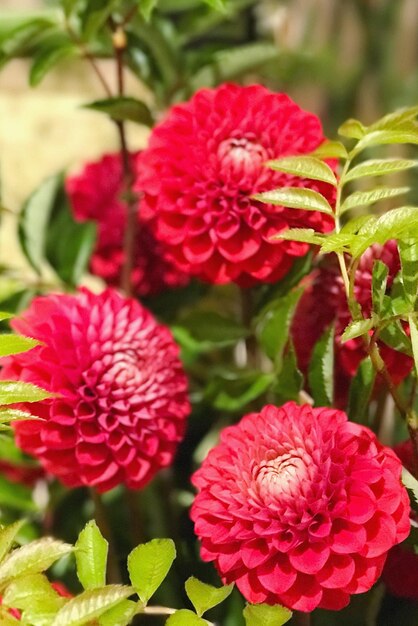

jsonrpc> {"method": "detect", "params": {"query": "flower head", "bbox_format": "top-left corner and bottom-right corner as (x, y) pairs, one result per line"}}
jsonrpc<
(191, 402), (410, 612)
(66, 152), (189, 297)
(136, 84), (335, 286)
(0, 288), (190, 492)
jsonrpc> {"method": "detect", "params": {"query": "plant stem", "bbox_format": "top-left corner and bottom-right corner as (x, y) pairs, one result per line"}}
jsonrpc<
(65, 23), (112, 97)
(138, 606), (215, 625)
(90, 489), (122, 584)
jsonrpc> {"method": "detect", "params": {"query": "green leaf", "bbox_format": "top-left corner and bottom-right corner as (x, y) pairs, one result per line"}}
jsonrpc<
(402, 466), (418, 512)
(340, 186), (409, 214)
(266, 156), (337, 186)
(338, 118), (366, 139)
(243, 603), (292, 626)
(354, 129), (418, 154)
(0, 408), (37, 425)
(3, 573), (66, 615)
(341, 318), (375, 342)
(409, 315), (418, 376)
(319, 232), (357, 254)
(185, 577), (233, 617)
(138, 0), (158, 20)
(0, 380), (51, 404)
(0, 521), (25, 564)
(0, 538), (72, 588)
(0, 334), (39, 358)
(254, 187), (333, 215)
(350, 206), (418, 258)
(369, 106), (418, 131)
(80, 0), (119, 40)
(178, 311), (248, 346)
(98, 599), (137, 626)
(344, 159), (418, 183)
(29, 39), (77, 86)
(127, 538), (176, 604)
(75, 520), (108, 591)
(308, 325), (334, 406)
(0, 312), (13, 322)
(0, 476), (36, 512)
(0, 606), (21, 625)
(271, 228), (325, 245)
(379, 321), (412, 355)
(259, 251), (313, 305)
(311, 140), (348, 160)
(203, 0), (227, 10)
(18, 174), (61, 274)
(83, 97), (153, 126)
(257, 289), (303, 364)
(166, 609), (207, 626)
(206, 370), (273, 412)
(399, 239), (418, 307)
(348, 357), (376, 423)
(274, 341), (304, 402)
(52, 585), (134, 626)
(372, 260), (389, 316)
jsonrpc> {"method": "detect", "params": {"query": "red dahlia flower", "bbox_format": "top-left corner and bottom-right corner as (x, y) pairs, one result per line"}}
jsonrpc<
(292, 241), (412, 396)
(66, 153), (189, 297)
(0, 288), (190, 493)
(191, 402), (410, 612)
(135, 84), (335, 286)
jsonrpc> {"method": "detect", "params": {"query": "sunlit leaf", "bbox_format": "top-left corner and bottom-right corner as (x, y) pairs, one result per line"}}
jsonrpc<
(0, 521), (25, 564)
(266, 156), (337, 185)
(0, 538), (72, 588)
(379, 321), (412, 355)
(354, 129), (418, 154)
(98, 599), (137, 626)
(369, 106), (418, 131)
(409, 315), (418, 376)
(255, 187), (333, 215)
(271, 228), (325, 245)
(3, 573), (66, 615)
(0, 334), (39, 358)
(185, 577), (233, 617)
(372, 260), (389, 316)
(0, 381), (51, 404)
(399, 239), (418, 307)
(52, 585), (134, 626)
(0, 408), (37, 425)
(243, 603), (292, 626)
(340, 186), (409, 214)
(344, 159), (418, 183)
(338, 118), (366, 139)
(166, 610), (206, 626)
(311, 140), (348, 160)
(341, 318), (375, 342)
(402, 466), (418, 513)
(75, 520), (108, 591)
(127, 538), (176, 604)
(308, 325), (334, 406)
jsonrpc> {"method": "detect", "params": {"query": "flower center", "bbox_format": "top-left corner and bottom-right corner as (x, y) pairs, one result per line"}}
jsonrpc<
(255, 453), (308, 499)
(217, 136), (268, 179)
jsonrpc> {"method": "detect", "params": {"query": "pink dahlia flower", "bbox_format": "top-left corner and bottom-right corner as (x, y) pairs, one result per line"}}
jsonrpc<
(292, 241), (412, 398)
(0, 288), (190, 492)
(382, 439), (418, 600)
(135, 83), (335, 286)
(191, 402), (410, 612)
(66, 152), (189, 297)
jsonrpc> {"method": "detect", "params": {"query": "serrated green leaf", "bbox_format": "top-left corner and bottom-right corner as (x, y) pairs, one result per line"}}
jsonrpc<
(257, 289), (303, 364)
(185, 578), (233, 617)
(338, 118), (366, 139)
(0, 521), (25, 564)
(340, 186), (409, 214)
(75, 520), (108, 591)
(380, 321), (412, 355)
(266, 156), (337, 186)
(18, 174), (61, 274)
(3, 573), (66, 615)
(29, 40), (77, 86)
(341, 214), (376, 234)
(319, 233), (356, 254)
(83, 97), (153, 126)
(409, 315), (418, 376)
(0, 334), (39, 358)
(399, 239), (418, 307)
(348, 357), (375, 423)
(271, 228), (325, 245)
(369, 106), (418, 131)
(166, 609), (207, 626)
(0, 606), (20, 625)
(344, 159), (418, 183)
(274, 341), (303, 402)
(52, 585), (134, 626)
(98, 599), (137, 626)
(350, 206), (418, 258)
(354, 130), (418, 154)
(372, 260), (389, 316)
(311, 140), (348, 159)
(0, 538), (72, 588)
(402, 467), (418, 513)
(0, 408), (37, 425)
(243, 603), (292, 626)
(0, 380), (51, 404)
(308, 325), (334, 406)
(255, 187), (333, 215)
(127, 538), (176, 604)
(341, 318), (375, 342)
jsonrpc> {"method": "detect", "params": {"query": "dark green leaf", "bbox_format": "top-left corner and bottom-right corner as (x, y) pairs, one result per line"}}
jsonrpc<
(75, 520), (108, 591)
(348, 357), (375, 423)
(379, 320), (412, 355)
(338, 118), (366, 139)
(0, 381), (51, 404)
(257, 289), (303, 364)
(243, 603), (292, 626)
(206, 370), (273, 412)
(399, 239), (418, 307)
(266, 156), (337, 185)
(83, 97), (153, 126)
(311, 140), (348, 160)
(185, 577), (233, 617)
(254, 187), (333, 215)
(166, 610), (207, 626)
(29, 39), (77, 86)
(308, 325), (334, 406)
(341, 318), (375, 342)
(340, 187), (409, 214)
(409, 315), (418, 376)
(344, 159), (418, 183)
(127, 538), (176, 604)
(274, 342), (303, 402)
(178, 311), (248, 346)
(259, 252), (313, 305)
(372, 261), (389, 316)
(80, 0), (119, 40)
(52, 585), (134, 626)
